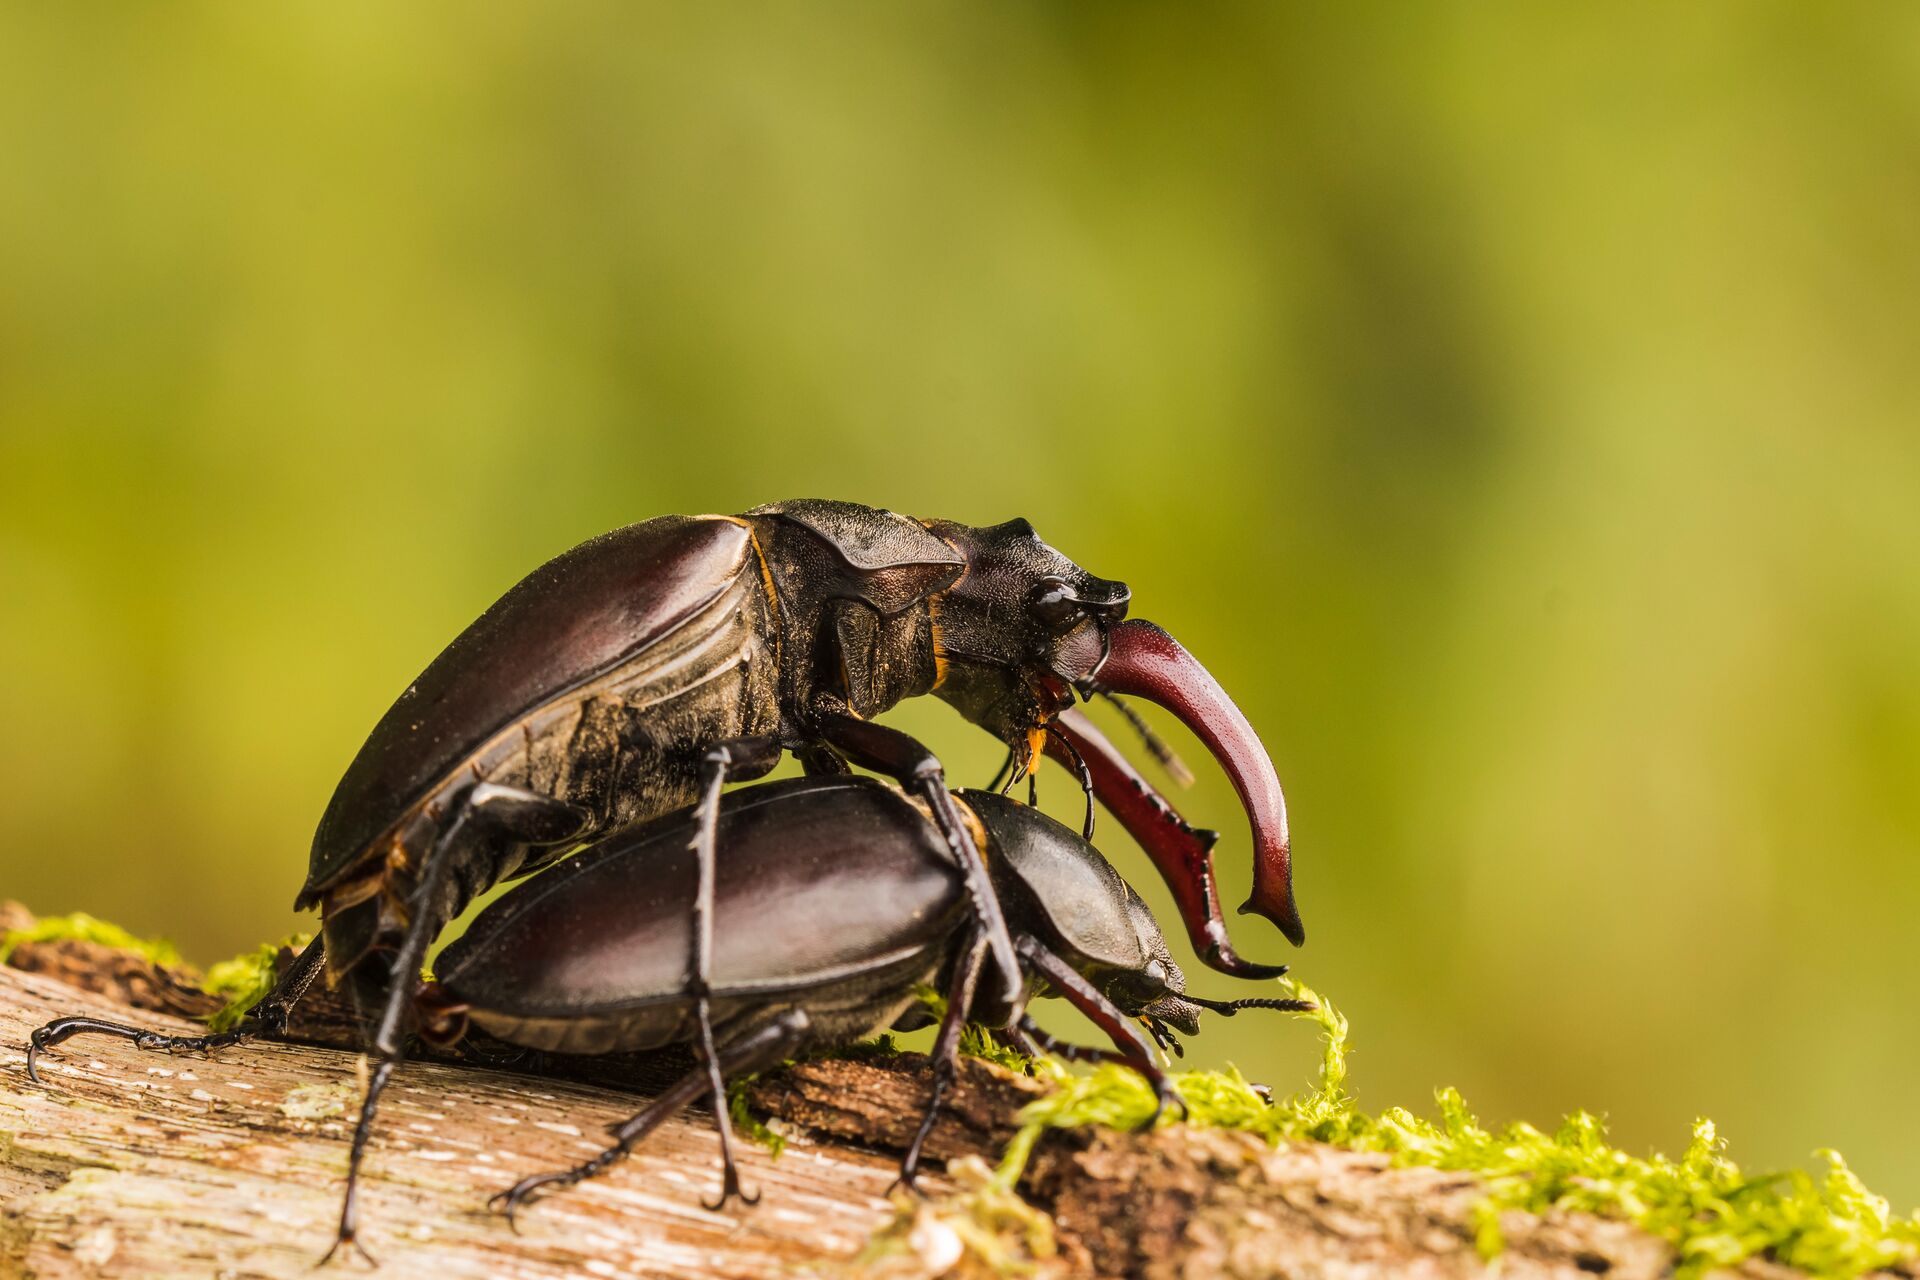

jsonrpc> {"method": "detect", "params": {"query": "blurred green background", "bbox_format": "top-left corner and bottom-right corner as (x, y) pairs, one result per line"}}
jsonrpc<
(4, 3), (1918, 1206)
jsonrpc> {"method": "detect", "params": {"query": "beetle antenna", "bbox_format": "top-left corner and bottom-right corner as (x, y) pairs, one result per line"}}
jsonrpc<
(1184, 995), (1316, 1017)
(1044, 724), (1096, 840)
(1096, 690), (1196, 788)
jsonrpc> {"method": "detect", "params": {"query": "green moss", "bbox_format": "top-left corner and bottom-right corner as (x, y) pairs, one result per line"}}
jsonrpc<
(0, 915), (313, 1033)
(960, 1022), (1037, 1075)
(0, 912), (184, 968)
(725, 1073), (788, 1157)
(200, 935), (312, 1032)
(1380, 1104), (1920, 1277)
(827, 1031), (905, 1061)
(279, 1080), (354, 1121)
(910, 983), (1041, 1075)
(859, 1154), (1057, 1276)
(994, 979), (1920, 1279)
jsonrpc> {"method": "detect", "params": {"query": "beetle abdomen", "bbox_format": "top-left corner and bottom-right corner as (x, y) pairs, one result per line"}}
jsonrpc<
(301, 516), (791, 985)
(302, 514), (769, 905)
(435, 776), (968, 1030)
(458, 945), (943, 1058)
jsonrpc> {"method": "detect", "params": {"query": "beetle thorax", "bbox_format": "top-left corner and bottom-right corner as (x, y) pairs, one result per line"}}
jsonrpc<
(747, 511), (946, 722)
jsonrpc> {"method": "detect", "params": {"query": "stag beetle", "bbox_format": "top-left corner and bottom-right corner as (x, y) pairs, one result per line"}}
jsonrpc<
(26, 499), (1299, 1256)
(29, 775), (1306, 1248)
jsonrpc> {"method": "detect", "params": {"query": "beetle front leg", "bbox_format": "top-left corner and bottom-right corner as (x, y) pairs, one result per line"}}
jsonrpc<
(327, 782), (588, 1266)
(815, 712), (1022, 1004)
(688, 734), (784, 1209)
(1014, 934), (1186, 1130)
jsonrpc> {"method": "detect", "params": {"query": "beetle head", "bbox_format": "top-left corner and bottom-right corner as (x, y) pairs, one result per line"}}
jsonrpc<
(926, 513), (1305, 954)
(1106, 890), (1195, 1021)
(960, 787), (1313, 1053)
(926, 518), (1130, 744)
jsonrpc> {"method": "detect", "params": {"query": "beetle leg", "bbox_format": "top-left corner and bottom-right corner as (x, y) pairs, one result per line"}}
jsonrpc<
(815, 713), (1022, 1005)
(329, 782), (589, 1265)
(26, 1018), (259, 1084)
(1014, 935), (1186, 1131)
(238, 933), (327, 1032)
(489, 1010), (811, 1227)
(25, 939), (326, 1084)
(1043, 723), (1097, 840)
(895, 927), (990, 1194)
(688, 735), (784, 1210)
(320, 1055), (391, 1267)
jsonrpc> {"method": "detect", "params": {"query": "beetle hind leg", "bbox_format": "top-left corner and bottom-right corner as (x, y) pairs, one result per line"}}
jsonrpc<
(490, 1010), (810, 1226)
(24, 938), (326, 1085)
(328, 781), (589, 1264)
(27, 1018), (249, 1084)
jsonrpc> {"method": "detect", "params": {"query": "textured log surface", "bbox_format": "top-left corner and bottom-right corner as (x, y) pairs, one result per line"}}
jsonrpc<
(1, 913), (1909, 1279)
(1, 963), (924, 1279)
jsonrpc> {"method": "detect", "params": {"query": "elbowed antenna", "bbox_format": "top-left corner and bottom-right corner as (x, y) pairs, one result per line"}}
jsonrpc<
(1094, 688), (1197, 788)
(1183, 994), (1317, 1016)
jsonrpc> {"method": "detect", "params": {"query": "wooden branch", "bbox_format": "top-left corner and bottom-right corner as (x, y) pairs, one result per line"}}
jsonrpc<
(1, 913), (1907, 1279)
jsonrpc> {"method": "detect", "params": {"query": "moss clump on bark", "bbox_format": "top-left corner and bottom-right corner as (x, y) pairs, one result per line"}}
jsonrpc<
(199, 935), (311, 1032)
(996, 979), (1920, 1279)
(0, 912), (185, 969)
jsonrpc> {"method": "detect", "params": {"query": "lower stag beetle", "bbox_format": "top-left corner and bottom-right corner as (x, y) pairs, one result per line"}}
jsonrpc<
(29, 775), (1307, 1247)
(26, 499), (1301, 1257)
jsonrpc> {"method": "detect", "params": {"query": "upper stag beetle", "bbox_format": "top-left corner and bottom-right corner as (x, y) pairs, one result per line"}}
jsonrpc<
(25, 499), (1299, 1258)
(28, 775), (1309, 1245)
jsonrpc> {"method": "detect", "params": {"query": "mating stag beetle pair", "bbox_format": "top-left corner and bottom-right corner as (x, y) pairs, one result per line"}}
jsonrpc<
(26, 500), (1306, 1258)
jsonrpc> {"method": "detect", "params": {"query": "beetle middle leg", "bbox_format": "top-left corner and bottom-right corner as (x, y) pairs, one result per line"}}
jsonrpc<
(896, 926), (990, 1193)
(687, 734), (783, 1208)
(25, 936), (327, 1084)
(489, 1009), (811, 1227)
(327, 781), (589, 1266)
(816, 713), (1022, 1005)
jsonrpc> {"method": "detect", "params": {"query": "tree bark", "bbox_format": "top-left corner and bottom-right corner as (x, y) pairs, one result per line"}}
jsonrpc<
(0, 913), (1907, 1279)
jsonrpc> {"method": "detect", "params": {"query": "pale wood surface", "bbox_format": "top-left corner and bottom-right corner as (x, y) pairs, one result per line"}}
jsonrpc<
(0, 960), (922, 1279)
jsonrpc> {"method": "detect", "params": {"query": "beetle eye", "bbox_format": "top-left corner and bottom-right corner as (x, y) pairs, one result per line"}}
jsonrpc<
(1028, 578), (1082, 632)
(1142, 959), (1169, 990)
